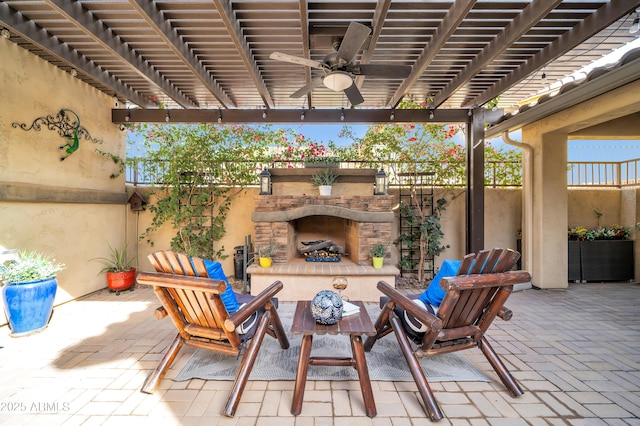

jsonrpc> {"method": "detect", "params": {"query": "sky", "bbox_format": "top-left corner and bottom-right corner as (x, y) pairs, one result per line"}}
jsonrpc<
(127, 123), (639, 161)
(266, 124), (639, 161)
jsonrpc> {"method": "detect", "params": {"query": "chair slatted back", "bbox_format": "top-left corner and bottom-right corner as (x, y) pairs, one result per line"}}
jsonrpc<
(422, 248), (524, 351)
(147, 250), (240, 349)
(365, 248), (529, 421)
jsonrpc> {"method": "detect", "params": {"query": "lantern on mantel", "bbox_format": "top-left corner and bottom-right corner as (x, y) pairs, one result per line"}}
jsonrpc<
(374, 168), (387, 195)
(259, 167), (271, 195)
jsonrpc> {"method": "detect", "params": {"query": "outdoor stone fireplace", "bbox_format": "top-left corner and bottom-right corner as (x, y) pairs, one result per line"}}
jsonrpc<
(247, 168), (399, 301)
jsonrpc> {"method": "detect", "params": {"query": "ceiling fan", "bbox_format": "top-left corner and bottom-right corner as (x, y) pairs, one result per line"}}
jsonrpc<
(269, 22), (412, 106)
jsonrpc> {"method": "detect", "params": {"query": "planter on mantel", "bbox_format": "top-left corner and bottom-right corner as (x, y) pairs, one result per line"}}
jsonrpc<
(304, 162), (339, 168)
(318, 185), (332, 196)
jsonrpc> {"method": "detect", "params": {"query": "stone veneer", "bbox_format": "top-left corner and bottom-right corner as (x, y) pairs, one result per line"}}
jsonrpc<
(252, 195), (395, 265)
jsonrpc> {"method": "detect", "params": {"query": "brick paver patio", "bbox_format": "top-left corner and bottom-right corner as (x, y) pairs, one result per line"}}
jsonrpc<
(0, 282), (638, 425)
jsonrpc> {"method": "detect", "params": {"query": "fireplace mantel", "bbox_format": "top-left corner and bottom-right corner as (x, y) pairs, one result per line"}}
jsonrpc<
(252, 205), (393, 223)
(268, 168), (377, 183)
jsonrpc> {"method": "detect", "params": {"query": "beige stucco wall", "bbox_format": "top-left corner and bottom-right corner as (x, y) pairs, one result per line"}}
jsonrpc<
(0, 37), (128, 324)
(132, 188), (257, 275)
(568, 190), (622, 228)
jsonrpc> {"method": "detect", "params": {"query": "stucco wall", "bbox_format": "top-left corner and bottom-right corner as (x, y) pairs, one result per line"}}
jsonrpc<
(568, 189), (622, 228)
(0, 38), (128, 320)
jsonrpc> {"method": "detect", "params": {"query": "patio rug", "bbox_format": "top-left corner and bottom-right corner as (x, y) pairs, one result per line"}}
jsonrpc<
(174, 303), (489, 382)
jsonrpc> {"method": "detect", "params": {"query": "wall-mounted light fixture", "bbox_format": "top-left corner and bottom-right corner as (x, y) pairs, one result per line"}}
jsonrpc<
(374, 168), (387, 195)
(1, 28), (10, 39)
(113, 96), (120, 108)
(429, 109), (435, 120)
(217, 108), (222, 123)
(165, 111), (170, 122)
(389, 109), (395, 121)
(259, 167), (271, 195)
(125, 112), (130, 122)
(262, 107), (267, 119)
(70, 68), (78, 77)
(340, 108), (345, 122)
(300, 109), (306, 121)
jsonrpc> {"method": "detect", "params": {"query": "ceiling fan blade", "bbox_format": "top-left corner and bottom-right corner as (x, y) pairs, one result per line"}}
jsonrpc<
(336, 22), (371, 64)
(269, 52), (325, 69)
(289, 78), (324, 98)
(346, 64), (412, 78)
(344, 84), (364, 106)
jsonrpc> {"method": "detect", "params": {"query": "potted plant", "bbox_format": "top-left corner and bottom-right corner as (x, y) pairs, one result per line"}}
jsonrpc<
(0, 249), (65, 336)
(311, 168), (338, 196)
(304, 156), (342, 168)
(255, 242), (277, 268)
(567, 224), (633, 282)
(370, 243), (388, 269)
(93, 242), (136, 295)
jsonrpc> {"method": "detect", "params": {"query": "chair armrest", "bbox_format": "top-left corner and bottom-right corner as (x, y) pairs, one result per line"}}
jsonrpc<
(377, 281), (442, 332)
(137, 271), (227, 293)
(224, 280), (283, 332)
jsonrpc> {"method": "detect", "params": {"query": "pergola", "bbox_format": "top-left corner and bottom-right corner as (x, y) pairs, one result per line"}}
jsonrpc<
(2, 0), (639, 259)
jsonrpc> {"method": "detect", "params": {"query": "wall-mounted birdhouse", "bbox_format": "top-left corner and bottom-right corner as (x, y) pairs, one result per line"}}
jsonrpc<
(128, 192), (147, 211)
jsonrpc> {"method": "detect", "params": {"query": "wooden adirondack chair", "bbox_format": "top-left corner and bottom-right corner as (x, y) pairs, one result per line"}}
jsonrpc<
(137, 250), (290, 417)
(364, 248), (531, 422)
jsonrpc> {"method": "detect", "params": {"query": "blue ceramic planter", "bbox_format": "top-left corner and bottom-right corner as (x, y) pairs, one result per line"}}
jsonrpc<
(2, 276), (57, 336)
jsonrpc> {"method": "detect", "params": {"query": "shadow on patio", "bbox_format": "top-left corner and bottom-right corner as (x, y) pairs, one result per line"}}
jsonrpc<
(0, 282), (639, 424)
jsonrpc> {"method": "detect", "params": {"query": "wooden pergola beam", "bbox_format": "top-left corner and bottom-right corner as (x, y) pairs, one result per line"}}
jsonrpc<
(113, 108), (475, 124)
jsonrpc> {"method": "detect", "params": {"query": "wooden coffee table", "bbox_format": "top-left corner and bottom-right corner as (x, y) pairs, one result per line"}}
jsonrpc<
(290, 300), (377, 417)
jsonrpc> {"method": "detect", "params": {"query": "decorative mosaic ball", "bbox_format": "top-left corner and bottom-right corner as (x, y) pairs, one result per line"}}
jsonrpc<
(310, 290), (343, 325)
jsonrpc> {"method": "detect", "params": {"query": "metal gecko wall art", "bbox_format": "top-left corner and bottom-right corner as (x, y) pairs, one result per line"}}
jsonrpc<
(12, 109), (103, 160)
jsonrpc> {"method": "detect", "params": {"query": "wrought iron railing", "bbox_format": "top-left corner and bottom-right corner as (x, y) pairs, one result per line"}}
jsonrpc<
(125, 158), (640, 188)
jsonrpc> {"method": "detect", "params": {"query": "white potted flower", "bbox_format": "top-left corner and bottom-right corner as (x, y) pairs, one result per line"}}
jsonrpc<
(311, 168), (339, 196)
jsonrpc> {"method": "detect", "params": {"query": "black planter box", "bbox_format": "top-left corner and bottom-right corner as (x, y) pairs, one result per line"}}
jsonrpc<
(579, 240), (634, 282)
(568, 241), (582, 282)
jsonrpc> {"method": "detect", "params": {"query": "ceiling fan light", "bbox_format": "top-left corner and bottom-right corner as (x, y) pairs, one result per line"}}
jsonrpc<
(323, 72), (352, 91)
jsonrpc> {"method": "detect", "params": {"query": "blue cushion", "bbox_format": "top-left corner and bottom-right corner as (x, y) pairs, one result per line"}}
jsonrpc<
(418, 259), (461, 307)
(202, 260), (240, 313)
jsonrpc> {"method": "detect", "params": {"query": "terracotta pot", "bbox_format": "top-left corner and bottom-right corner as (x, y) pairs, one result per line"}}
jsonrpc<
(106, 269), (136, 294)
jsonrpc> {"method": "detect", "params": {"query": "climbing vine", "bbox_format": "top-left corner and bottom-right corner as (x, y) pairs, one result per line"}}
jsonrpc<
(130, 123), (282, 260)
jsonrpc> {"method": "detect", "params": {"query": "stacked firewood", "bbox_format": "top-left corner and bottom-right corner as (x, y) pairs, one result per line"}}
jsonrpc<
(299, 240), (345, 261)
